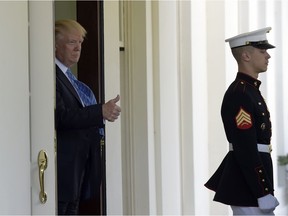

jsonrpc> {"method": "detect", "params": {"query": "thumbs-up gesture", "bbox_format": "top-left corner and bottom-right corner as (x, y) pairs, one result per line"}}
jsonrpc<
(102, 95), (121, 122)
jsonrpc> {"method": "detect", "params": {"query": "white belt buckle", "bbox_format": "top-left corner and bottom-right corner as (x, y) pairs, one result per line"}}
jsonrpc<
(268, 144), (272, 153)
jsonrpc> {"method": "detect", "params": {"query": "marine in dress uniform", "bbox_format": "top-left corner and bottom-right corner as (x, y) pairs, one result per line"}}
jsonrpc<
(204, 27), (279, 215)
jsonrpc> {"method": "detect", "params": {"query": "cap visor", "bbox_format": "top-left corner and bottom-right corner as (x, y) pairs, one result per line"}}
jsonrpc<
(252, 43), (275, 49)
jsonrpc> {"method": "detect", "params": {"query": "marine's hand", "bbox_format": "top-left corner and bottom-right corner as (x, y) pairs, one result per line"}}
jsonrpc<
(102, 95), (121, 122)
(258, 194), (279, 213)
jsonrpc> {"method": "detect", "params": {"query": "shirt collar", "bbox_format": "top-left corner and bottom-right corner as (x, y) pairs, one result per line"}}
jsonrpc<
(55, 58), (68, 74)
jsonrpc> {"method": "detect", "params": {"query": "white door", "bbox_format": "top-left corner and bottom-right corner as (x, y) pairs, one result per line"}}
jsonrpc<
(0, 1), (55, 214)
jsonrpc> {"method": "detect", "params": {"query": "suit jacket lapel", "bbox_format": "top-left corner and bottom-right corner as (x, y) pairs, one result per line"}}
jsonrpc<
(56, 66), (83, 105)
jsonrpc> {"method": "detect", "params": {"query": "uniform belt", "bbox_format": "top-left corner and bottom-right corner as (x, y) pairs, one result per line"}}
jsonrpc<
(229, 143), (272, 153)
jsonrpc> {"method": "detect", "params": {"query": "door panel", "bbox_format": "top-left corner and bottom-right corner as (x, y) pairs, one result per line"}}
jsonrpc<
(0, 1), (55, 214)
(29, 1), (56, 214)
(0, 1), (30, 214)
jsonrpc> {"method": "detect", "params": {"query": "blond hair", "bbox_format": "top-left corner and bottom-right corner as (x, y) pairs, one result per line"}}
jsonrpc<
(55, 19), (87, 41)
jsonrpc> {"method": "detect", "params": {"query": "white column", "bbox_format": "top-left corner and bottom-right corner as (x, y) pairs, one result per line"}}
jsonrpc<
(145, 1), (157, 214)
(125, 1), (150, 214)
(178, 1), (194, 214)
(153, 1), (182, 214)
(190, 0), (209, 215)
(280, 0), (288, 155)
(104, 1), (123, 214)
(206, 0), (230, 215)
(225, 0), (238, 85)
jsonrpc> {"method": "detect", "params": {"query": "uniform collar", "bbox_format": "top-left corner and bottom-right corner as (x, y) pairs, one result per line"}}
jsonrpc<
(236, 72), (261, 89)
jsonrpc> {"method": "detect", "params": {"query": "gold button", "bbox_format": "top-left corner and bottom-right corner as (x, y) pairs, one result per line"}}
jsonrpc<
(261, 123), (266, 130)
(262, 113), (265, 116)
(262, 179), (265, 182)
(258, 102), (262, 105)
(265, 188), (269, 191)
(259, 170), (263, 173)
(241, 81), (244, 84)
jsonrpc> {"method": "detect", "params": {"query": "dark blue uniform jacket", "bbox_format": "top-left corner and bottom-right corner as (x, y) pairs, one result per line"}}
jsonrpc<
(205, 72), (274, 207)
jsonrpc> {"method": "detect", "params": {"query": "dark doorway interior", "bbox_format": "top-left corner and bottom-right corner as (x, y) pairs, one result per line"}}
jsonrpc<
(54, 0), (106, 214)
(77, 0), (104, 103)
(77, 0), (106, 215)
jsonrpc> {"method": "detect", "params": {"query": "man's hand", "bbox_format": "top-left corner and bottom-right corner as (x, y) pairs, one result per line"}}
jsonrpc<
(102, 95), (121, 122)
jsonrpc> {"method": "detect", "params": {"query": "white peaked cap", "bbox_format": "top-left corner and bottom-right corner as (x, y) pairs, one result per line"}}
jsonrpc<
(225, 27), (275, 49)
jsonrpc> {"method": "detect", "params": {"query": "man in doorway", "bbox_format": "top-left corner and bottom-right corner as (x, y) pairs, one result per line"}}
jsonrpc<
(55, 19), (121, 215)
(205, 27), (279, 215)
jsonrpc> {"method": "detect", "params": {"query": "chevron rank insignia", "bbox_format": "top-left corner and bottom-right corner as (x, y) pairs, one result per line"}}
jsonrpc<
(235, 107), (252, 129)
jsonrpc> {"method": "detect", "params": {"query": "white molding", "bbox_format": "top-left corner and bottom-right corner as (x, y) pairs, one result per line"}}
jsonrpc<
(104, 1), (123, 214)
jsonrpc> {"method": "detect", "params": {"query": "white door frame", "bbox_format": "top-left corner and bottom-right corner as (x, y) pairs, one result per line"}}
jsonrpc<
(29, 1), (56, 214)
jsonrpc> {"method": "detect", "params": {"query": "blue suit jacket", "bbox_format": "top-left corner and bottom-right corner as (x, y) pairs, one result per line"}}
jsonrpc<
(55, 65), (104, 202)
